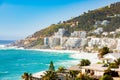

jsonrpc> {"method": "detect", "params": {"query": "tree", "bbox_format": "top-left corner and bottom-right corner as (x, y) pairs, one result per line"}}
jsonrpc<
(79, 59), (91, 66)
(29, 73), (32, 80)
(41, 71), (58, 80)
(41, 61), (58, 80)
(98, 47), (110, 58)
(57, 66), (66, 73)
(21, 72), (29, 80)
(99, 75), (113, 80)
(69, 70), (79, 80)
(49, 61), (55, 71)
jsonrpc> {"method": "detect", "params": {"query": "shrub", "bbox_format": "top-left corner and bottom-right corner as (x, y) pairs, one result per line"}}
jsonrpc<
(98, 47), (110, 58)
(109, 63), (119, 68)
(80, 59), (91, 66)
(99, 75), (113, 80)
(104, 68), (119, 77)
(97, 62), (103, 64)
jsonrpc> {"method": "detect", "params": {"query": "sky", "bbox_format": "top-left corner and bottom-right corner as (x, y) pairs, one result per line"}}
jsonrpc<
(0, 0), (120, 40)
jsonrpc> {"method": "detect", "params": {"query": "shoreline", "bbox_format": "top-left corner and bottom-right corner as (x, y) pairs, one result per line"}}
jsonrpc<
(0, 46), (99, 63)
(28, 49), (80, 53)
(0, 47), (99, 63)
(0, 46), (100, 79)
(0, 46), (81, 54)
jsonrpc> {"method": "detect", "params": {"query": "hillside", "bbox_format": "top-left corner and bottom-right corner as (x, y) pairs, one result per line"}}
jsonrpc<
(12, 2), (120, 48)
(34, 2), (120, 37)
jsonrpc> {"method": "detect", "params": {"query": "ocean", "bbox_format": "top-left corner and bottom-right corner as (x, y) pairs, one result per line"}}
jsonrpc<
(0, 40), (99, 80)
(0, 40), (14, 45)
(0, 40), (78, 80)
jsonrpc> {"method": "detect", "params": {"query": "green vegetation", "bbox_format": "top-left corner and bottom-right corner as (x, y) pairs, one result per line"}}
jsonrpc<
(34, 2), (120, 38)
(109, 63), (119, 68)
(103, 17), (120, 33)
(41, 71), (58, 80)
(76, 74), (94, 80)
(49, 61), (55, 71)
(104, 68), (119, 77)
(35, 38), (44, 45)
(97, 62), (103, 64)
(69, 70), (79, 80)
(79, 59), (91, 66)
(33, 24), (71, 37)
(21, 72), (32, 80)
(17, 2), (120, 47)
(108, 58), (120, 68)
(114, 58), (120, 65)
(99, 75), (113, 80)
(98, 47), (110, 58)
(57, 66), (66, 73)
(41, 61), (58, 80)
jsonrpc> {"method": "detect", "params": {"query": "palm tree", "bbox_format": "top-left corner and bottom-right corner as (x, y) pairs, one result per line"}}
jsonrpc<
(29, 73), (32, 80)
(21, 72), (29, 80)
(69, 70), (79, 80)
(41, 71), (58, 80)
(57, 66), (66, 73)
(49, 61), (55, 71)
(41, 61), (57, 80)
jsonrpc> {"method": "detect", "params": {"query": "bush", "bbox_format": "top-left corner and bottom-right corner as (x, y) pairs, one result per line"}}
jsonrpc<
(104, 68), (119, 77)
(97, 62), (103, 64)
(109, 63), (119, 68)
(80, 59), (91, 66)
(102, 63), (108, 67)
(98, 47), (110, 58)
(99, 75), (113, 80)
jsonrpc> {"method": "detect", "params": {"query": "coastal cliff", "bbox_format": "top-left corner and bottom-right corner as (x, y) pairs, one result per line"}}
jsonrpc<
(11, 2), (120, 52)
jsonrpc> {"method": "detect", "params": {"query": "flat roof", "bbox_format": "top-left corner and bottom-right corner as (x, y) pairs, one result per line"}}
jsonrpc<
(67, 65), (81, 71)
(82, 64), (108, 71)
(82, 64), (120, 72)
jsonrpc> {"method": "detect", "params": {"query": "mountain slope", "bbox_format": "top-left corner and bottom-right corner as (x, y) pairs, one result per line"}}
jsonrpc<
(12, 2), (120, 48)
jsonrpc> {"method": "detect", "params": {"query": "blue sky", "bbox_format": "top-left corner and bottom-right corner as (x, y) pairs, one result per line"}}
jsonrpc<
(0, 0), (120, 40)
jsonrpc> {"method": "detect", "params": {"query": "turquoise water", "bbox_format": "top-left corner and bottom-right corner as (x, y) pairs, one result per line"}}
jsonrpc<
(0, 49), (77, 80)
